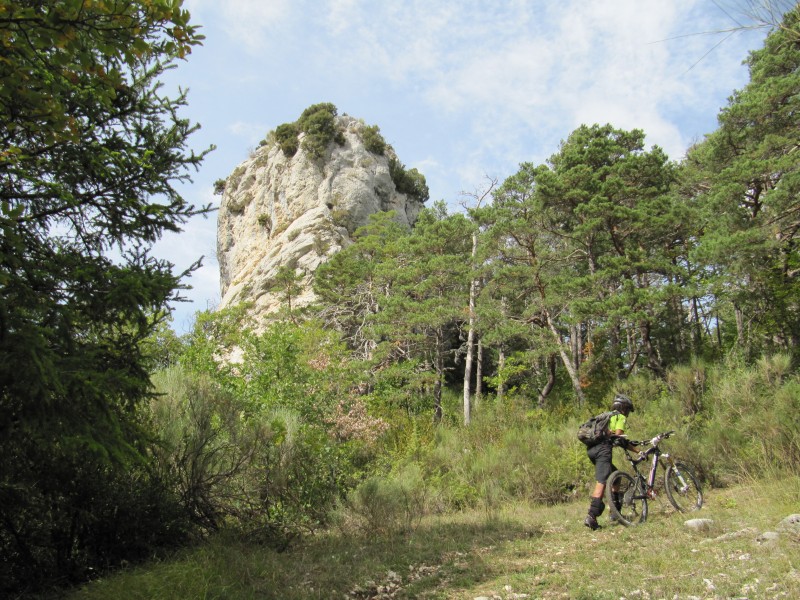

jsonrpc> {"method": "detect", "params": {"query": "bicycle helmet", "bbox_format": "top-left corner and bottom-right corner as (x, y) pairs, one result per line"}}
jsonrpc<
(612, 393), (635, 413)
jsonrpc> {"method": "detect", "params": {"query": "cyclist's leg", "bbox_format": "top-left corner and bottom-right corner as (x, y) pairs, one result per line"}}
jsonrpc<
(585, 443), (613, 529)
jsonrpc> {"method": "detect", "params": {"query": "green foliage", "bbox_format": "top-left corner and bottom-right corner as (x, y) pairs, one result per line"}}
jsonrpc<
(686, 6), (800, 356)
(274, 102), (345, 160)
(11, 8), (800, 596)
(150, 367), (271, 532)
(142, 317), (186, 370)
(257, 213), (272, 229)
(689, 355), (800, 485)
(0, 1), (210, 594)
(275, 122), (300, 156)
(361, 124), (387, 155)
(389, 157), (430, 203)
(65, 476), (800, 600)
(151, 366), (349, 549)
(300, 105), (344, 159)
(0, 427), (191, 594)
(335, 464), (426, 536)
(325, 358), (799, 526)
(171, 311), (387, 546)
(483, 124), (683, 404)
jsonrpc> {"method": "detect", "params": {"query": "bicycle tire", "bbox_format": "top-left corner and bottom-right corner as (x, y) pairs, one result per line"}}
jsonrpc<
(664, 461), (703, 512)
(605, 471), (648, 526)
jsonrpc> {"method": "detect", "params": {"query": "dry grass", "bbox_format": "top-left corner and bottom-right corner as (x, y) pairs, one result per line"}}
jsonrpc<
(67, 477), (800, 600)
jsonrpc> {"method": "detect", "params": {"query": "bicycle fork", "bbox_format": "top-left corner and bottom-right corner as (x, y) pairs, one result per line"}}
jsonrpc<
(663, 455), (691, 494)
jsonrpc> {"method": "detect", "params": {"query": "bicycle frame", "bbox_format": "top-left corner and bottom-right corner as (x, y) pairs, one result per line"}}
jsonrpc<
(628, 447), (661, 498)
(622, 434), (679, 499)
(606, 430), (703, 525)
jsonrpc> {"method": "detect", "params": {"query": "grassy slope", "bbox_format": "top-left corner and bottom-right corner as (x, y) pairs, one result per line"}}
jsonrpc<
(69, 477), (800, 600)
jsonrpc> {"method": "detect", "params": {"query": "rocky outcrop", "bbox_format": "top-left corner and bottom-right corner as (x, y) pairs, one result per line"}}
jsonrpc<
(216, 113), (426, 321)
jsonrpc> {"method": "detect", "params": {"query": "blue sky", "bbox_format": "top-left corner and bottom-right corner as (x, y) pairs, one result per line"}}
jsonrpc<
(154, 0), (780, 335)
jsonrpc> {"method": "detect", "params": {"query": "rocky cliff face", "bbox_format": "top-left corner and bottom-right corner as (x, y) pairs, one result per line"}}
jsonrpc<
(217, 114), (425, 320)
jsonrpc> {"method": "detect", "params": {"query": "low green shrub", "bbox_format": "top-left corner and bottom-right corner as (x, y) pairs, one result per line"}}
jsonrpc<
(0, 439), (190, 595)
(275, 122), (299, 157)
(274, 103), (346, 161)
(336, 463), (425, 536)
(388, 157), (429, 204)
(361, 124), (386, 155)
(352, 356), (800, 529)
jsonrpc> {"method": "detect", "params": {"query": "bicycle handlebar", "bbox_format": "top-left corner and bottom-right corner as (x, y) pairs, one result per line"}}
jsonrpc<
(624, 430), (676, 448)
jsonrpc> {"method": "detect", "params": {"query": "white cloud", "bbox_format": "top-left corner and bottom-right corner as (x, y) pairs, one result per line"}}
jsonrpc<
(228, 120), (269, 146)
(220, 0), (292, 52)
(158, 0), (774, 328)
(326, 0), (363, 35)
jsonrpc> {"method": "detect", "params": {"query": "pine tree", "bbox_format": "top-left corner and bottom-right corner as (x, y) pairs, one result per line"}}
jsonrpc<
(0, 1), (210, 589)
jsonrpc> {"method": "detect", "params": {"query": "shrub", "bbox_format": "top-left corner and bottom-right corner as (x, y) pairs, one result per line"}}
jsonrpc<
(150, 367), (273, 532)
(338, 464), (425, 536)
(257, 214), (272, 230)
(275, 122), (299, 157)
(361, 124), (386, 155)
(300, 109), (337, 159)
(312, 234), (329, 255)
(150, 365), (366, 550)
(213, 178), (226, 196)
(298, 102), (338, 126)
(274, 103), (346, 161)
(0, 436), (190, 595)
(389, 157), (429, 203)
(300, 104), (346, 159)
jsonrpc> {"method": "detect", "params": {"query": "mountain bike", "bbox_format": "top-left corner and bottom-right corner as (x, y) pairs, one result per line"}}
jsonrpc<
(604, 431), (703, 526)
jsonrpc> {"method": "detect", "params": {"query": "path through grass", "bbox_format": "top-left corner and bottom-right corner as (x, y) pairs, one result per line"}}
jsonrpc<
(68, 477), (800, 599)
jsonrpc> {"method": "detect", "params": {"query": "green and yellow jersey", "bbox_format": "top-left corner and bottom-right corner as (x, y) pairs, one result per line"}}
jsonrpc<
(608, 412), (627, 434)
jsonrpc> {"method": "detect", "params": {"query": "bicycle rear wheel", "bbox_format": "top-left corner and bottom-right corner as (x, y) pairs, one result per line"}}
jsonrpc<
(605, 471), (648, 526)
(664, 461), (703, 512)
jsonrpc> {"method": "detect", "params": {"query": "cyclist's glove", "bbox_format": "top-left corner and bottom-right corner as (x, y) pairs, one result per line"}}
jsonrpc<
(611, 435), (628, 448)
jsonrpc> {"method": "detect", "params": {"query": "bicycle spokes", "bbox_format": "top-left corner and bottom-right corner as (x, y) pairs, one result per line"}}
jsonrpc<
(664, 461), (703, 513)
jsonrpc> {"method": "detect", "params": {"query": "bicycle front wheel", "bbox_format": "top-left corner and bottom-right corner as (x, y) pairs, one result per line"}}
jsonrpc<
(664, 461), (703, 512)
(605, 471), (648, 526)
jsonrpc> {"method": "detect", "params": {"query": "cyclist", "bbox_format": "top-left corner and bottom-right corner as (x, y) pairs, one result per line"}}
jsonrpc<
(584, 393), (636, 530)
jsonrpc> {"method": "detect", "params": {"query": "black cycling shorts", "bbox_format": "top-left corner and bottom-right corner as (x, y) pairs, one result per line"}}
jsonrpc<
(587, 442), (617, 484)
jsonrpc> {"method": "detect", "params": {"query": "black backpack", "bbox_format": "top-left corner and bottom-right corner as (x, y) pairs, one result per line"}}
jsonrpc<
(577, 410), (620, 447)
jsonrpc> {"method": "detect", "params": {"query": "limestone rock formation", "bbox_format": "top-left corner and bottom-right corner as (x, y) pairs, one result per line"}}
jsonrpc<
(216, 112), (426, 320)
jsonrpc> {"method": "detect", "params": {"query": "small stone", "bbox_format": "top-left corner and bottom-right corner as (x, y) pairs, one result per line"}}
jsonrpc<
(684, 518), (714, 531)
(757, 531), (780, 545)
(777, 514), (800, 534)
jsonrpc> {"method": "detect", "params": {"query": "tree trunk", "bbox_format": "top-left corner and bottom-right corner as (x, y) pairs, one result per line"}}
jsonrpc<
(626, 325), (637, 375)
(497, 343), (506, 403)
(735, 303), (746, 350)
(691, 296), (702, 355)
(609, 322), (623, 379)
(463, 266), (477, 426)
(475, 338), (483, 406)
(537, 354), (557, 408)
(497, 297), (508, 403)
(460, 178), (494, 422)
(434, 331), (443, 424)
(640, 320), (665, 377)
(546, 313), (585, 405)
(462, 219), (485, 427)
